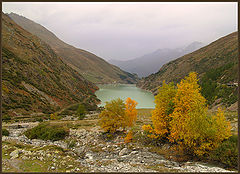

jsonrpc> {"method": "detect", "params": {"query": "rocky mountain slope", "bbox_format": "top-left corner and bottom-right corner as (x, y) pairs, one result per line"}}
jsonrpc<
(8, 12), (137, 84)
(2, 13), (99, 116)
(109, 42), (204, 77)
(137, 32), (238, 108)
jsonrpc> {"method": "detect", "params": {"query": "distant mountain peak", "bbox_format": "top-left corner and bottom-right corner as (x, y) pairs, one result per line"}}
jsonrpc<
(109, 41), (205, 78)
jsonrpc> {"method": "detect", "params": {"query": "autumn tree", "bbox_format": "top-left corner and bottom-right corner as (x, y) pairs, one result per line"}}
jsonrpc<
(142, 81), (176, 139)
(125, 97), (138, 127)
(99, 97), (138, 139)
(98, 98), (126, 133)
(142, 72), (232, 156)
(169, 72), (231, 156)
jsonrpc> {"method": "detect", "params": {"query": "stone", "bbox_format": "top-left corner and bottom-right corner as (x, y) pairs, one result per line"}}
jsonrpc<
(10, 149), (21, 159)
(130, 151), (138, 155)
(51, 166), (55, 170)
(119, 148), (128, 156)
(85, 153), (93, 160)
(75, 147), (85, 157)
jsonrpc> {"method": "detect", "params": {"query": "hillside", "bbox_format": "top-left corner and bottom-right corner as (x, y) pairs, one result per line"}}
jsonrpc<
(8, 12), (137, 84)
(137, 32), (238, 108)
(109, 42), (204, 77)
(2, 13), (99, 117)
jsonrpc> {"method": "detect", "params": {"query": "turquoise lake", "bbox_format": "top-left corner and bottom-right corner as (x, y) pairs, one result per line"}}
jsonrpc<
(95, 84), (155, 109)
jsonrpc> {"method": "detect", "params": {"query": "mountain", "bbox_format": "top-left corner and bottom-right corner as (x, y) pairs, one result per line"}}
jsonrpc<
(137, 32), (238, 108)
(2, 13), (100, 117)
(108, 42), (205, 77)
(8, 13), (137, 84)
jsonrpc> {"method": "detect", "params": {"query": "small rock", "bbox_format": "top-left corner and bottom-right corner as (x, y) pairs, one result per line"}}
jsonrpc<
(119, 148), (128, 156)
(51, 166), (55, 170)
(130, 151), (138, 155)
(85, 153), (93, 160)
(10, 149), (21, 159)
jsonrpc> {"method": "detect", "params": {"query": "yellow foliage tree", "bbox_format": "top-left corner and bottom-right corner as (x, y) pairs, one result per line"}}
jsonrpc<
(142, 81), (176, 139)
(99, 97), (138, 143)
(125, 97), (138, 127)
(169, 72), (231, 156)
(211, 108), (232, 146)
(142, 72), (232, 156)
(98, 98), (126, 133)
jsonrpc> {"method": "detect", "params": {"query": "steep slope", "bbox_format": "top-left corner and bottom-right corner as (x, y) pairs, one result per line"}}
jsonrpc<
(109, 42), (204, 77)
(137, 32), (238, 108)
(2, 13), (99, 117)
(8, 13), (137, 84)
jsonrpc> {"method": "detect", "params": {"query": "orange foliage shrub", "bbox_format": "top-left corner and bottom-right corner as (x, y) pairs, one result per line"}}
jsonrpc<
(124, 130), (133, 143)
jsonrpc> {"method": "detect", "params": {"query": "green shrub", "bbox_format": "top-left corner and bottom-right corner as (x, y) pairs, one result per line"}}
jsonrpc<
(209, 135), (238, 169)
(77, 104), (86, 120)
(35, 117), (43, 122)
(24, 122), (69, 141)
(2, 128), (9, 136)
(2, 115), (11, 121)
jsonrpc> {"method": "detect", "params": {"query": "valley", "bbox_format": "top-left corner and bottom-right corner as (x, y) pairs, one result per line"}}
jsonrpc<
(1, 4), (238, 173)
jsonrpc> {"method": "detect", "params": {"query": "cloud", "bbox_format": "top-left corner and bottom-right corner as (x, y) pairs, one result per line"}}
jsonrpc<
(2, 2), (237, 60)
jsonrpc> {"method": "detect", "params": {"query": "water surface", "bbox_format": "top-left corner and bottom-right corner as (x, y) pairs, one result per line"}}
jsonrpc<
(95, 84), (155, 109)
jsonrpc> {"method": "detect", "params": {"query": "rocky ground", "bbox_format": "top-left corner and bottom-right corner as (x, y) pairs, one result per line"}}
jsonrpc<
(2, 117), (237, 173)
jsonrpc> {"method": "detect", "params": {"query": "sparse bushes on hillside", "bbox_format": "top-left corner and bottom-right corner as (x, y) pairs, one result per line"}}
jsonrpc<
(24, 122), (69, 141)
(200, 63), (238, 106)
(143, 72), (232, 157)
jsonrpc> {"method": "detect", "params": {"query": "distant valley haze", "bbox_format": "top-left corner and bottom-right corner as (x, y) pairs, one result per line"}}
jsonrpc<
(2, 2), (237, 64)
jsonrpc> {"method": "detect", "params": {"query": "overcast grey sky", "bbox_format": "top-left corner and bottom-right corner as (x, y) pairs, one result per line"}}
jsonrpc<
(2, 2), (238, 61)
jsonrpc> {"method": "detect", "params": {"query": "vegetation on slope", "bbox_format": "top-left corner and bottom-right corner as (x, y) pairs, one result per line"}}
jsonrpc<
(8, 12), (138, 84)
(137, 32), (238, 108)
(2, 13), (99, 117)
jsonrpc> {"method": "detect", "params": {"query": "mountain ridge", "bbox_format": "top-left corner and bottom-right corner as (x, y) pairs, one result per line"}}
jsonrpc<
(108, 41), (205, 77)
(2, 13), (99, 116)
(137, 31), (238, 108)
(8, 12), (137, 84)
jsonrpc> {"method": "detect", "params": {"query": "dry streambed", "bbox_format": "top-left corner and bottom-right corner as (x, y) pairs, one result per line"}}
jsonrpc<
(2, 120), (236, 173)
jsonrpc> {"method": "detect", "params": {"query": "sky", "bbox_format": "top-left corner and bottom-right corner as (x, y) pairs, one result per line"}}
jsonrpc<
(2, 2), (238, 61)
